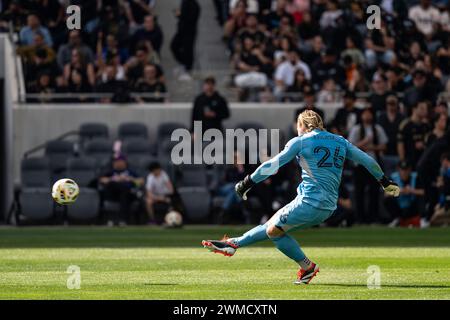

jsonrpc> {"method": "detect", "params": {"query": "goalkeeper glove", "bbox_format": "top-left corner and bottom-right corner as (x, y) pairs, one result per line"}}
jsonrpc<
(235, 175), (256, 200)
(379, 175), (400, 197)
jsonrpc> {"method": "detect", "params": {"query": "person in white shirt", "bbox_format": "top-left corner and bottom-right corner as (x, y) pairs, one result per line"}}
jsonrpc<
(408, 0), (441, 38)
(145, 162), (174, 223)
(274, 49), (311, 97)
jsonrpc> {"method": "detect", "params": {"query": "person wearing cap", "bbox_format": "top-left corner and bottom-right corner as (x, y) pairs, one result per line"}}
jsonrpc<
(348, 107), (388, 223)
(191, 76), (230, 135)
(99, 155), (144, 226)
(330, 90), (361, 137)
(385, 161), (425, 228)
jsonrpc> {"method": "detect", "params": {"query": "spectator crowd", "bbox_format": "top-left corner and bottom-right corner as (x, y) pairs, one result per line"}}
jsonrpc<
(1, 0), (171, 103)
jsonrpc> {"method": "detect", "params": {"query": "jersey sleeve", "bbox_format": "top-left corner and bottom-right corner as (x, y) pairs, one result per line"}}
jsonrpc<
(345, 139), (384, 180)
(251, 137), (302, 184)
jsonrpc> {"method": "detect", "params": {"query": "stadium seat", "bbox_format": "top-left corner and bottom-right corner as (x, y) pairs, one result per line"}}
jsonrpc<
(127, 155), (159, 178)
(178, 187), (211, 222)
(118, 122), (149, 141)
(122, 138), (154, 157)
(66, 157), (97, 187)
(66, 188), (100, 221)
(21, 157), (52, 187)
(174, 164), (208, 187)
(157, 122), (188, 142)
(79, 123), (109, 145)
(45, 140), (75, 175)
(83, 138), (113, 168)
(19, 188), (54, 221)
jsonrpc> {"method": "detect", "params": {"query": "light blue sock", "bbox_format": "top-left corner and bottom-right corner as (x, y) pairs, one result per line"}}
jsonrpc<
(232, 224), (269, 248)
(271, 234), (306, 263)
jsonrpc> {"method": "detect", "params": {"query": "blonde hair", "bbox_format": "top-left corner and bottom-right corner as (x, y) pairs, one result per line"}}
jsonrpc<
(297, 110), (325, 132)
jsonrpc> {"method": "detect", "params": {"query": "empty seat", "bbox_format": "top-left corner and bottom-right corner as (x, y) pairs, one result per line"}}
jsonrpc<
(122, 138), (154, 157)
(174, 164), (208, 187)
(79, 123), (109, 144)
(83, 138), (113, 167)
(45, 140), (74, 173)
(19, 188), (54, 221)
(127, 155), (159, 178)
(157, 122), (188, 142)
(66, 157), (97, 187)
(118, 122), (149, 141)
(178, 187), (211, 222)
(21, 157), (51, 187)
(67, 188), (100, 220)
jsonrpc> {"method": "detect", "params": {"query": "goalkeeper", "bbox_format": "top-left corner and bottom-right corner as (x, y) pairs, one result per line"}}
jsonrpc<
(202, 110), (400, 285)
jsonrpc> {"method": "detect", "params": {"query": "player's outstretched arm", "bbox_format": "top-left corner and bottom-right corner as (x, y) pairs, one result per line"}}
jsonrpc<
(346, 141), (400, 197)
(235, 137), (301, 200)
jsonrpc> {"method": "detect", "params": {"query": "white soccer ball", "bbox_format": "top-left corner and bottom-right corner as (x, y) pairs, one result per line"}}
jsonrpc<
(52, 178), (79, 205)
(164, 210), (183, 227)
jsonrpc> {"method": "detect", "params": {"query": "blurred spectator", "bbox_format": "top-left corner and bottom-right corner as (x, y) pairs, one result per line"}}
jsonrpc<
(63, 48), (96, 89)
(377, 95), (404, 157)
(19, 13), (52, 46)
(57, 30), (94, 70)
(125, 45), (161, 86)
(130, 15), (163, 54)
(340, 36), (365, 67)
(233, 36), (270, 94)
(311, 48), (345, 91)
(224, 0), (248, 40)
(325, 184), (354, 227)
(426, 112), (448, 146)
(368, 73), (391, 116)
(274, 49), (311, 98)
(217, 152), (246, 221)
(96, 65), (123, 103)
(430, 152), (450, 226)
(124, 0), (155, 26)
(99, 155), (144, 226)
(284, 69), (311, 102)
(134, 64), (167, 103)
(145, 162), (175, 224)
(385, 161), (425, 228)
(0, 1), (28, 33)
(408, 0), (441, 40)
(397, 101), (431, 168)
(191, 77), (230, 134)
(27, 72), (55, 103)
(330, 90), (360, 137)
(348, 107), (388, 223)
(403, 69), (439, 113)
(317, 77), (340, 103)
(171, 0), (200, 80)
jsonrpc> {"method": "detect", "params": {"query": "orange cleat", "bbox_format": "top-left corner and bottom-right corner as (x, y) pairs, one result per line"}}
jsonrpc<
(294, 263), (320, 285)
(202, 235), (238, 257)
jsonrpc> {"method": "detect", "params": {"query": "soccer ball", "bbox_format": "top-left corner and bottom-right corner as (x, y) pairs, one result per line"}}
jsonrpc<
(164, 211), (183, 228)
(52, 178), (79, 205)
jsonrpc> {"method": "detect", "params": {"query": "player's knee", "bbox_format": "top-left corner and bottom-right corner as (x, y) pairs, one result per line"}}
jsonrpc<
(266, 224), (285, 238)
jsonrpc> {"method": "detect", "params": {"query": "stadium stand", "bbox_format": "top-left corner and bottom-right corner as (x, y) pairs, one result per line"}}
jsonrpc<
(1, 0), (450, 228)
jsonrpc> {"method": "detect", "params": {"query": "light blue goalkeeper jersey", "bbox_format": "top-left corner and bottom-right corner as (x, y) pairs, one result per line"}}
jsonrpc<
(250, 129), (384, 211)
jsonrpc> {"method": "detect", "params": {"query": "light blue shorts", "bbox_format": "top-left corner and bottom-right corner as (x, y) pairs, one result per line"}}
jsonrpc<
(267, 196), (333, 232)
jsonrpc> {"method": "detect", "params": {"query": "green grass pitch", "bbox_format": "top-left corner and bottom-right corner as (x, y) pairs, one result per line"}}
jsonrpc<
(0, 226), (449, 299)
